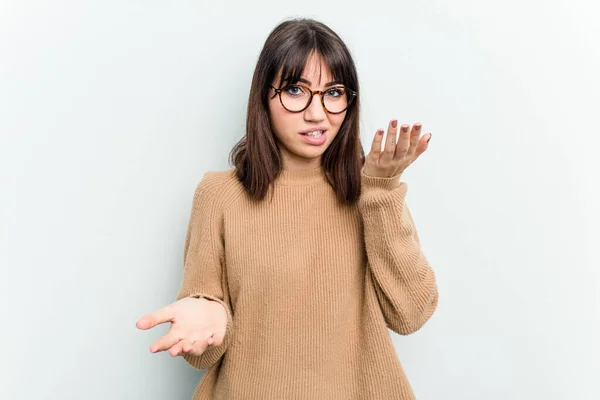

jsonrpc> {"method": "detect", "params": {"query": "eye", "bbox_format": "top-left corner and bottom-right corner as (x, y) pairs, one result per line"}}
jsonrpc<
(284, 85), (305, 96)
(326, 87), (345, 97)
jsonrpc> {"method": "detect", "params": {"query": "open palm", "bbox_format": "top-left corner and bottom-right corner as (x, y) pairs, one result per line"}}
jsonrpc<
(363, 120), (431, 178)
(136, 297), (227, 357)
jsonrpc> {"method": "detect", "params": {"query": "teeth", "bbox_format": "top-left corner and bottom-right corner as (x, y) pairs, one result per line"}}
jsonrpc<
(306, 130), (323, 137)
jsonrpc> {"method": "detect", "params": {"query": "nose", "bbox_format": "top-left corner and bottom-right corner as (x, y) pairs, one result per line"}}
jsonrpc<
(304, 92), (327, 122)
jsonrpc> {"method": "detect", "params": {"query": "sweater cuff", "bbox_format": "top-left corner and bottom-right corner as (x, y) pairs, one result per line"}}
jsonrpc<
(361, 166), (404, 191)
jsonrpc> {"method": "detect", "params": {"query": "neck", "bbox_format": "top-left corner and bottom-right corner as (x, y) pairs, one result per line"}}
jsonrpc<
(276, 164), (327, 186)
(279, 151), (322, 172)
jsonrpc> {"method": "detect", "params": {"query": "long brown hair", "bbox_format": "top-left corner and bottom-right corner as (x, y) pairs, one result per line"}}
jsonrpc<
(229, 18), (364, 205)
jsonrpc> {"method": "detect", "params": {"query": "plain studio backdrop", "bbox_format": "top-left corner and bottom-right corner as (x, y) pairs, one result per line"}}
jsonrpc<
(1, 1), (599, 399)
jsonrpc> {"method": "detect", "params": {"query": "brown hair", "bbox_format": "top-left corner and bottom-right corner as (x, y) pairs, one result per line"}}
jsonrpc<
(229, 18), (364, 205)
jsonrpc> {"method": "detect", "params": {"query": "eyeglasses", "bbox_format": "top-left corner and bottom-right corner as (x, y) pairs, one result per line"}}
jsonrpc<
(269, 84), (357, 114)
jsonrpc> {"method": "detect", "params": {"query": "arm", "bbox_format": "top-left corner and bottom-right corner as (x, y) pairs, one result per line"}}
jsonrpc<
(358, 168), (439, 335)
(175, 173), (233, 369)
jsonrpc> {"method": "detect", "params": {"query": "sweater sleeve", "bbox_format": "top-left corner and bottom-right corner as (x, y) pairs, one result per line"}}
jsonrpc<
(358, 167), (439, 335)
(175, 173), (233, 370)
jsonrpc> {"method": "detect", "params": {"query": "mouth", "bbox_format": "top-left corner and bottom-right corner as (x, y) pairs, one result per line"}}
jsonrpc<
(299, 128), (327, 137)
(299, 129), (328, 145)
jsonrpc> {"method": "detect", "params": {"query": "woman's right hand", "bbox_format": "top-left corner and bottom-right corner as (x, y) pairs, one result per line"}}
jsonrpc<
(136, 297), (228, 357)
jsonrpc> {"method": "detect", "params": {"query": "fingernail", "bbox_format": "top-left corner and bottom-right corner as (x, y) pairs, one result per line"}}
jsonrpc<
(415, 124), (421, 131)
(402, 124), (409, 132)
(427, 134), (432, 143)
(377, 129), (384, 135)
(391, 120), (397, 128)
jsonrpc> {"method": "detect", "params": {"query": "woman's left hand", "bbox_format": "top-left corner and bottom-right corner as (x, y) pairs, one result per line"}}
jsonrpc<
(362, 120), (431, 178)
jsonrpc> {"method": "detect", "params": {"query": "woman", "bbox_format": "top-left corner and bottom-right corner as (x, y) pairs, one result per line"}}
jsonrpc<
(136, 17), (438, 400)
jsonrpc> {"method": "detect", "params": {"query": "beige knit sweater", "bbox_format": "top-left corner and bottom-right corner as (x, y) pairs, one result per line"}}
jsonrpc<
(175, 165), (438, 400)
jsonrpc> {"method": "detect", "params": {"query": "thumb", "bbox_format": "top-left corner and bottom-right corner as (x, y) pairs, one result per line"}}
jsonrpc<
(136, 305), (175, 330)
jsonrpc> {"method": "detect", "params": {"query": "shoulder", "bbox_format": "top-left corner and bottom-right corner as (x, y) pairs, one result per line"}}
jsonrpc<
(192, 167), (245, 212)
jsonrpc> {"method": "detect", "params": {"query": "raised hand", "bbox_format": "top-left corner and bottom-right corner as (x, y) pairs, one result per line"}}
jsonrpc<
(363, 120), (431, 178)
(136, 297), (227, 357)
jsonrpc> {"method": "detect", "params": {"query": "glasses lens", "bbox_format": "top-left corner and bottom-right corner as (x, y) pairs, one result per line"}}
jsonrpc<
(323, 87), (349, 113)
(280, 85), (350, 113)
(280, 85), (310, 112)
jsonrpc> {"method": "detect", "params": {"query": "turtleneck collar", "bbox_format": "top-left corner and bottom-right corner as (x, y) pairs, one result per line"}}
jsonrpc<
(275, 165), (328, 186)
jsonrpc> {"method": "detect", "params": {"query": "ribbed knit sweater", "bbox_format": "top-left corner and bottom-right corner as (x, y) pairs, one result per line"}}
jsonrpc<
(175, 164), (439, 400)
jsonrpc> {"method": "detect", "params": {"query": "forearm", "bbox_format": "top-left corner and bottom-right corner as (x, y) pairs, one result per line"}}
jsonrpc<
(359, 172), (438, 334)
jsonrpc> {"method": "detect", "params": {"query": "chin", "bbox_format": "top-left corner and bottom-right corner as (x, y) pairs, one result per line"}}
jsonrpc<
(294, 146), (329, 160)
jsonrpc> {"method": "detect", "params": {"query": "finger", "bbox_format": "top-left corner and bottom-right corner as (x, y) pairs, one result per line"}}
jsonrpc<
(169, 339), (185, 357)
(394, 124), (411, 159)
(209, 331), (225, 347)
(414, 133), (431, 159)
(136, 305), (175, 330)
(150, 330), (183, 353)
(404, 123), (422, 159)
(369, 128), (384, 160)
(181, 339), (196, 353)
(381, 119), (398, 163)
(189, 338), (210, 356)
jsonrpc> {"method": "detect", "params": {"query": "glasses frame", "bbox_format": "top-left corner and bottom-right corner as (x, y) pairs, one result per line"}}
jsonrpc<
(269, 83), (357, 114)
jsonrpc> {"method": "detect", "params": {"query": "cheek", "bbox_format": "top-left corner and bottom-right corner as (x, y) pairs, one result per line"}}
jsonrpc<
(270, 103), (299, 135)
(329, 113), (347, 132)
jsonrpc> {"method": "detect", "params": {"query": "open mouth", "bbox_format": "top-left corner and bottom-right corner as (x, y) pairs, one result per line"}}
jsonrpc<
(299, 129), (327, 145)
(300, 130), (326, 137)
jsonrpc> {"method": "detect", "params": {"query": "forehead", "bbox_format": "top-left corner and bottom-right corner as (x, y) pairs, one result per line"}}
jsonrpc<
(274, 52), (334, 87)
(301, 53), (332, 84)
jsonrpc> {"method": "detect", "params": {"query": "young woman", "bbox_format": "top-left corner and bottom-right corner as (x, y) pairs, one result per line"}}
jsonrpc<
(136, 18), (438, 400)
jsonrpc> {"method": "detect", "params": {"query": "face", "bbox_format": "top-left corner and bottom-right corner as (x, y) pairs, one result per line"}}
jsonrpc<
(268, 53), (347, 171)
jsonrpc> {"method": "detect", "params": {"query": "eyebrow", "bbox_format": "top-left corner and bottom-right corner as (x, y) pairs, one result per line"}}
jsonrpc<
(295, 77), (342, 87)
